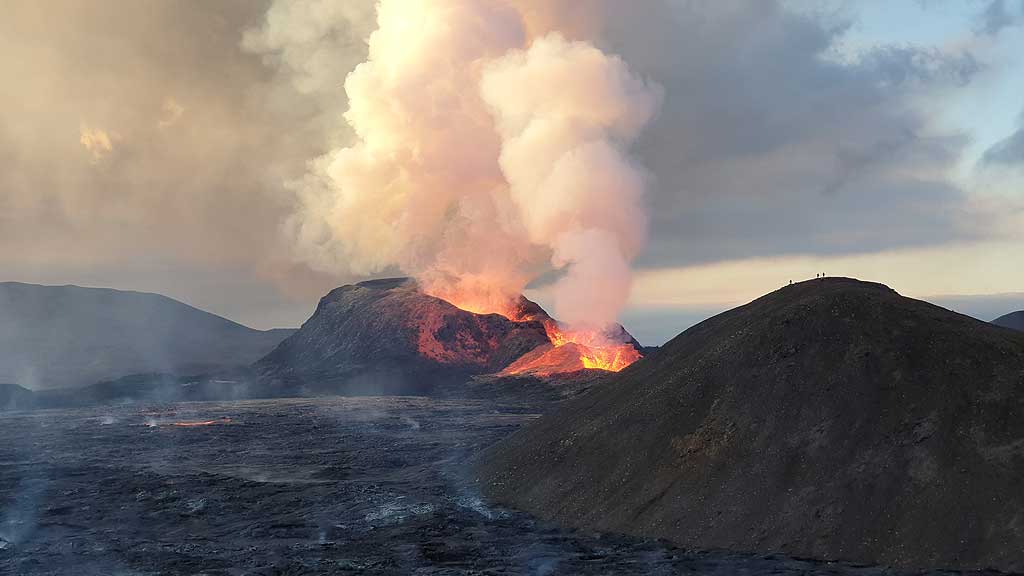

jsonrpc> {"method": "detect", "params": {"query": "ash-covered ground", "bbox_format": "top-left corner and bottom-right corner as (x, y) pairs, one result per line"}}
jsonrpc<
(0, 397), (997, 575)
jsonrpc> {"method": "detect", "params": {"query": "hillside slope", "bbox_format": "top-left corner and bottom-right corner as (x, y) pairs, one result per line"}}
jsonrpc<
(479, 278), (1024, 572)
(0, 282), (294, 389)
(993, 310), (1024, 332)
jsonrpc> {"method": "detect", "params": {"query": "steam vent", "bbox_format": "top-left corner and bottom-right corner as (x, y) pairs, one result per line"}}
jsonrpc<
(256, 278), (643, 396)
(478, 278), (1024, 572)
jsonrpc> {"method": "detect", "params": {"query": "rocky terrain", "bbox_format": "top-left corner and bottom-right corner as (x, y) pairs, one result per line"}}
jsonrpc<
(993, 310), (1024, 332)
(0, 282), (294, 389)
(479, 278), (1024, 572)
(0, 396), (1002, 575)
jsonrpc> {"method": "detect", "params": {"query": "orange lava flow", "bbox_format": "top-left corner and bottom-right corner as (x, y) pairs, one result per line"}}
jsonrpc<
(542, 322), (642, 372)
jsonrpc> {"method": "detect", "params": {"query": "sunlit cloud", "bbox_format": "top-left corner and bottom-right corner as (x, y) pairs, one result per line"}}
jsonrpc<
(78, 124), (118, 162)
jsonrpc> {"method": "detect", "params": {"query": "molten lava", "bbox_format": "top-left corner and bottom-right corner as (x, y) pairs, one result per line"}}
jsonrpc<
(433, 287), (642, 375)
(540, 323), (642, 372)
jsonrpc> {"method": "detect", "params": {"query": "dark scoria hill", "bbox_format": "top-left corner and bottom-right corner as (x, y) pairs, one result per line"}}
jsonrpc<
(994, 310), (1024, 332)
(258, 278), (627, 396)
(0, 282), (294, 389)
(478, 277), (1024, 572)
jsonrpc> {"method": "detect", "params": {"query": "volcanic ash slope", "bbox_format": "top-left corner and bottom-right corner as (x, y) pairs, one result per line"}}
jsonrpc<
(478, 277), (1024, 572)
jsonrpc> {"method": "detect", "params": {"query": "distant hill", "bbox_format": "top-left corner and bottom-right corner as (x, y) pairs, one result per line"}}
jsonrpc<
(24, 369), (290, 409)
(0, 383), (34, 410)
(993, 310), (1024, 331)
(0, 282), (295, 389)
(479, 278), (1024, 572)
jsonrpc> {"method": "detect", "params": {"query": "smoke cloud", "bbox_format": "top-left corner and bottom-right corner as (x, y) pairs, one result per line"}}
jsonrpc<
(281, 0), (661, 329)
(481, 35), (661, 326)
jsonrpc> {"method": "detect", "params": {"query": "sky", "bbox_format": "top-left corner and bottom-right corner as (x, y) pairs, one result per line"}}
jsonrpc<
(1, 0), (1021, 344)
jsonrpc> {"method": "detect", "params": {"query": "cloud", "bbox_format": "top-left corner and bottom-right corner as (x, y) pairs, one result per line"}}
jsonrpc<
(578, 1), (984, 268)
(0, 0), (351, 326)
(983, 129), (1024, 165)
(981, 109), (1024, 165)
(79, 125), (118, 162)
(978, 0), (1024, 36)
(157, 98), (184, 129)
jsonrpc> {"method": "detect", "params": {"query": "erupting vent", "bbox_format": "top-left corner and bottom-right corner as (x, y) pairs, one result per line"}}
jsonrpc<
(499, 320), (642, 376)
(441, 290), (643, 376)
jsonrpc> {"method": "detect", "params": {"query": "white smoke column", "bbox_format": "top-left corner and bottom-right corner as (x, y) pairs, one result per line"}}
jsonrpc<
(480, 34), (662, 328)
(282, 0), (540, 311)
(276, 0), (660, 328)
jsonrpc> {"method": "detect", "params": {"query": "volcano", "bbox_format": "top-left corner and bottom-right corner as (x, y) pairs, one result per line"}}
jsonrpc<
(478, 277), (1024, 572)
(256, 278), (643, 396)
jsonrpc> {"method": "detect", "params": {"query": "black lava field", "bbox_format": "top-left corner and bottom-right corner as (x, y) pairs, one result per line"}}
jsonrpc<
(0, 397), (1003, 575)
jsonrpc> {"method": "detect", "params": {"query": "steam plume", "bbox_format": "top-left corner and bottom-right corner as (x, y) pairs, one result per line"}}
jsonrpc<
(283, 0), (661, 329)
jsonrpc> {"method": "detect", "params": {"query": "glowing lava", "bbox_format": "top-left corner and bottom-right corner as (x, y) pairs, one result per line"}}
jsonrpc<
(543, 323), (643, 372)
(434, 288), (642, 375)
(501, 320), (642, 376)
